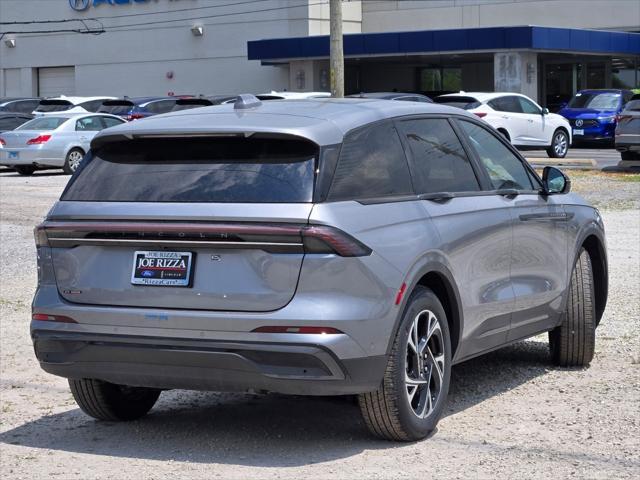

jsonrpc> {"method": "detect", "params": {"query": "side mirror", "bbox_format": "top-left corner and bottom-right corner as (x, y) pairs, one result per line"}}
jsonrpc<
(541, 107), (549, 115)
(542, 166), (571, 194)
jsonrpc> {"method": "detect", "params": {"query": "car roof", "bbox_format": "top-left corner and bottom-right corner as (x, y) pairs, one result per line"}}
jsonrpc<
(256, 91), (331, 99)
(438, 92), (534, 102)
(92, 97), (474, 148)
(42, 96), (117, 105)
(575, 89), (631, 94)
(349, 92), (427, 99)
(0, 112), (33, 117)
(0, 97), (40, 103)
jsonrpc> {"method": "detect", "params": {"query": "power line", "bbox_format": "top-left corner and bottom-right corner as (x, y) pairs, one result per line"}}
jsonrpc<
(0, 0), (272, 25)
(1, 0), (326, 35)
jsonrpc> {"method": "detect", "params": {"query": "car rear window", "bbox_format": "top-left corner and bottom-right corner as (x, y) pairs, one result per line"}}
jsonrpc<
(16, 117), (67, 130)
(624, 100), (640, 111)
(434, 96), (481, 110)
(61, 136), (318, 203)
(34, 100), (74, 112)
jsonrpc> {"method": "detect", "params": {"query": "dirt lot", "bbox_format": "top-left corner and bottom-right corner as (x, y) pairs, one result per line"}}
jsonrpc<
(0, 169), (638, 479)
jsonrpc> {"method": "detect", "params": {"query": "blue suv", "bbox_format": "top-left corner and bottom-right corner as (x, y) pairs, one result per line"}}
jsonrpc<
(558, 89), (634, 145)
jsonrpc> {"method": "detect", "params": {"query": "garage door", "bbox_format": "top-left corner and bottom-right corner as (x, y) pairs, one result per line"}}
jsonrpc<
(38, 67), (75, 97)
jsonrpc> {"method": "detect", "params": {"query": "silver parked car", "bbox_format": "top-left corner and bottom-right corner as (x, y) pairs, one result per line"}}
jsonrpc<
(31, 96), (607, 441)
(0, 113), (125, 175)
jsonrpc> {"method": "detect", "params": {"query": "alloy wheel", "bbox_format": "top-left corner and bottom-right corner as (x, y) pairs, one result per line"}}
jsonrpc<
(405, 309), (445, 419)
(553, 132), (568, 156)
(68, 150), (83, 172)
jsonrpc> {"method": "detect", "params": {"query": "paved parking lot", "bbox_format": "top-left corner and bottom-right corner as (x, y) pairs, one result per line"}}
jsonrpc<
(0, 170), (638, 479)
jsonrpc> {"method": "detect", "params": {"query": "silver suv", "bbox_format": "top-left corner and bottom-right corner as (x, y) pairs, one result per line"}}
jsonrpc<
(31, 96), (608, 441)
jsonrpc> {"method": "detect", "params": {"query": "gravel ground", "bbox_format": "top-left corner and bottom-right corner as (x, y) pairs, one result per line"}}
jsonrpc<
(0, 170), (638, 479)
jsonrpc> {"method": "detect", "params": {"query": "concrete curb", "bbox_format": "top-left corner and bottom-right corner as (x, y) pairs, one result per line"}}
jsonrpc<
(526, 158), (598, 168)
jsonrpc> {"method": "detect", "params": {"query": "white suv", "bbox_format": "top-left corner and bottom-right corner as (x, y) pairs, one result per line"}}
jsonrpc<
(435, 92), (572, 158)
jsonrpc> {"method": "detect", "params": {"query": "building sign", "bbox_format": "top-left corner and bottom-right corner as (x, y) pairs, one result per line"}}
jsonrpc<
(69, 0), (180, 11)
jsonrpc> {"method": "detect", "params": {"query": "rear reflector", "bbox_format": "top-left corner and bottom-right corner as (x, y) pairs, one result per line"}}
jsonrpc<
(27, 135), (52, 145)
(395, 282), (407, 305)
(252, 326), (343, 334)
(32, 313), (77, 323)
(473, 112), (487, 118)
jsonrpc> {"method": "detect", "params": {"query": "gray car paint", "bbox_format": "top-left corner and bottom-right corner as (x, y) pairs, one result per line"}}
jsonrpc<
(31, 98), (607, 394)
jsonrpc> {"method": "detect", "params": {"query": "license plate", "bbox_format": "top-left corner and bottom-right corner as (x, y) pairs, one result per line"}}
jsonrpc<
(573, 129), (584, 135)
(131, 251), (193, 287)
(8, 151), (19, 159)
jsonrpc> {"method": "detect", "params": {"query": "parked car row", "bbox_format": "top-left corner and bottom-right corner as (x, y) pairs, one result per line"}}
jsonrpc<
(1, 88), (638, 174)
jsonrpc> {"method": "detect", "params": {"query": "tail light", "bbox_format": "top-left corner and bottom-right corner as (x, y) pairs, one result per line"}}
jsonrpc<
(474, 112), (487, 118)
(32, 313), (77, 323)
(252, 326), (343, 334)
(127, 113), (145, 121)
(0, 137), (5, 146)
(34, 223), (49, 247)
(302, 225), (371, 257)
(27, 134), (51, 145)
(35, 221), (372, 257)
(616, 114), (630, 122)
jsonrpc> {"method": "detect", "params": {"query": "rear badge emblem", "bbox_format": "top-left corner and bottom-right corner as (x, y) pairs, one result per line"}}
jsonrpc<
(211, 255), (222, 261)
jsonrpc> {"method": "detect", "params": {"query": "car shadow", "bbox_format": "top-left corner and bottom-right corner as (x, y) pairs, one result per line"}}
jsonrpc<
(0, 170), (67, 178)
(0, 340), (553, 466)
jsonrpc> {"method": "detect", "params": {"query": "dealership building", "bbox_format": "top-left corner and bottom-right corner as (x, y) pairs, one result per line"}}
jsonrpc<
(0, 0), (638, 108)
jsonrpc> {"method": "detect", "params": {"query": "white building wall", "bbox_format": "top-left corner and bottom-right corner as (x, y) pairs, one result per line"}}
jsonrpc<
(0, 0), (341, 97)
(362, 0), (640, 32)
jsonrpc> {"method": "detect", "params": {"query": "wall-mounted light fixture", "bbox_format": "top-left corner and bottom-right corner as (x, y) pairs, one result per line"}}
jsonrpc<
(191, 25), (204, 37)
(5, 38), (16, 48)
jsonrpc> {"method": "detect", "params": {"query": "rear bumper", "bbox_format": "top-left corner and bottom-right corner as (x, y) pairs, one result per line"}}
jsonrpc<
(0, 148), (63, 167)
(31, 329), (387, 395)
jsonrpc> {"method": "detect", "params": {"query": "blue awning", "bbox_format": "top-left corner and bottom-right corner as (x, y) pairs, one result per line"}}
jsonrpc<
(248, 26), (640, 61)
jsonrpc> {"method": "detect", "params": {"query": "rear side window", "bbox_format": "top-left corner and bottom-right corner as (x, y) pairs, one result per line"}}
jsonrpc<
(399, 118), (480, 194)
(328, 121), (413, 201)
(488, 96), (522, 113)
(99, 102), (134, 115)
(62, 136), (317, 203)
(459, 121), (534, 191)
(75, 116), (104, 131)
(100, 116), (125, 128)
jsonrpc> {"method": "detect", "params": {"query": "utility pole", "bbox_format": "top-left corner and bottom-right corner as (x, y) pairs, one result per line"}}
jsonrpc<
(329, 0), (344, 97)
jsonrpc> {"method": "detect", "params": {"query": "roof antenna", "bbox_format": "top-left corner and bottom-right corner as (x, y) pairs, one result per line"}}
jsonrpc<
(234, 94), (262, 110)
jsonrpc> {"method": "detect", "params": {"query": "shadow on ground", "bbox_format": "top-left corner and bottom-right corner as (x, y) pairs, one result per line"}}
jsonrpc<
(0, 340), (553, 467)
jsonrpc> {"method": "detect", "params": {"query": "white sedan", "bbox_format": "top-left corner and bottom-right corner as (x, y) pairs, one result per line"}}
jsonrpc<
(435, 92), (572, 158)
(0, 113), (124, 175)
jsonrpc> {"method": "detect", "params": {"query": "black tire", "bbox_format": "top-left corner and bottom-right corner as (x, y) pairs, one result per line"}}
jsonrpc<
(621, 151), (639, 161)
(546, 129), (569, 158)
(549, 248), (596, 367)
(63, 148), (85, 175)
(358, 287), (451, 441)
(69, 378), (161, 421)
(14, 165), (36, 176)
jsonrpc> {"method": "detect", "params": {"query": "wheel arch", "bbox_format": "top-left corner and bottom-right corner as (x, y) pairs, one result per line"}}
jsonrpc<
(581, 233), (608, 325)
(496, 127), (510, 141)
(389, 261), (464, 361)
